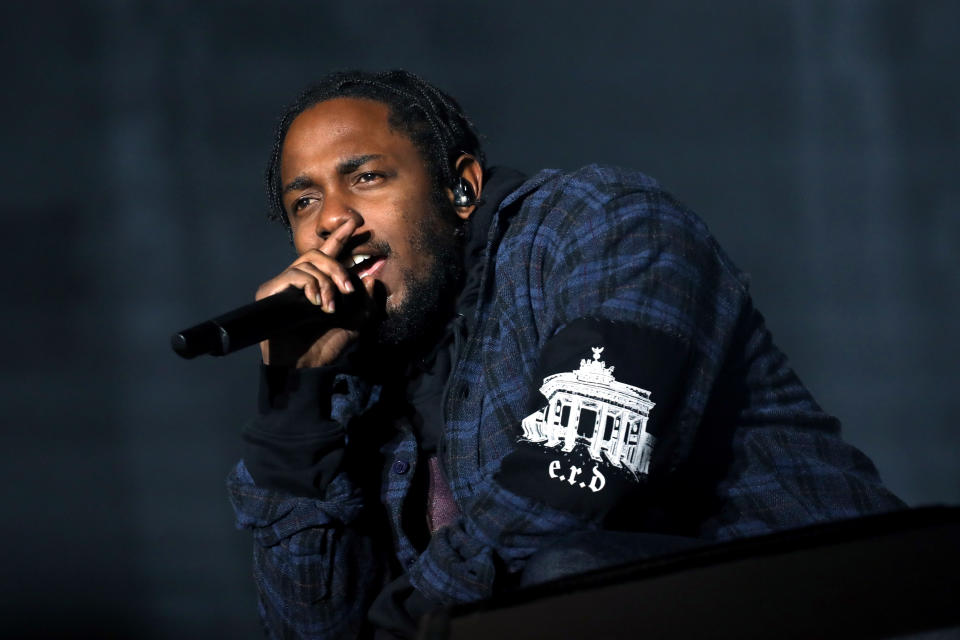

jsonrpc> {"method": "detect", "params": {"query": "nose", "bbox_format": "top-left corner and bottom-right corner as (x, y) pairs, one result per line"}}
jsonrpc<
(315, 193), (363, 240)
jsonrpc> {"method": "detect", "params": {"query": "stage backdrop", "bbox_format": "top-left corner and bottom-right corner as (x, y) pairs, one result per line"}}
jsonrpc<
(2, 1), (957, 637)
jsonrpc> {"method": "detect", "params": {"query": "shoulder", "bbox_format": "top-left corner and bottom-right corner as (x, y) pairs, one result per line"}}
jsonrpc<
(525, 164), (666, 203)
(502, 164), (747, 291)
(485, 165), (751, 357)
(503, 165), (712, 250)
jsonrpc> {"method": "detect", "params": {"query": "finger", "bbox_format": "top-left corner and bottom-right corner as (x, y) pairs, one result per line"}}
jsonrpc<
(294, 262), (340, 313)
(257, 268), (326, 306)
(292, 249), (355, 294)
(256, 274), (308, 302)
(360, 273), (388, 319)
(320, 217), (358, 258)
(361, 272), (377, 297)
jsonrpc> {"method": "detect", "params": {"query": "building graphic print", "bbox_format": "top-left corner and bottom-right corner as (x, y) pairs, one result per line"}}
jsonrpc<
(521, 347), (656, 477)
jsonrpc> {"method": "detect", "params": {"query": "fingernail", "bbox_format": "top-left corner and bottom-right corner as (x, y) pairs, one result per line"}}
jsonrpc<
(326, 300), (335, 313)
(313, 293), (322, 306)
(343, 280), (355, 293)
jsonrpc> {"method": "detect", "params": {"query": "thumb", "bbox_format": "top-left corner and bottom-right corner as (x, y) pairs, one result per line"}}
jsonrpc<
(361, 274), (377, 297)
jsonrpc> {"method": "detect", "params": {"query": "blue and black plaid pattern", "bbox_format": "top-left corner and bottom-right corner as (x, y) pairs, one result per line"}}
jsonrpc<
(229, 165), (903, 637)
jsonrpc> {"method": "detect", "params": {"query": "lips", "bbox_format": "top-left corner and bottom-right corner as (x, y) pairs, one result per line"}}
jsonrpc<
(342, 253), (387, 279)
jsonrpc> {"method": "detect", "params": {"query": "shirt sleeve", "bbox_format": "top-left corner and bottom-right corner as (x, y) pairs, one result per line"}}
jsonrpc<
(408, 169), (731, 604)
(242, 364), (348, 496)
(495, 317), (692, 525)
(405, 166), (903, 607)
(228, 359), (389, 638)
(227, 460), (386, 639)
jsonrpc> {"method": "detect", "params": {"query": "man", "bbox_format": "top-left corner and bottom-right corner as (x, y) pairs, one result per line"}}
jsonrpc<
(227, 70), (903, 638)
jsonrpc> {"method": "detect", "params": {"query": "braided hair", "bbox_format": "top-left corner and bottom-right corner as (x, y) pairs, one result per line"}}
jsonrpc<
(265, 70), (486, 230)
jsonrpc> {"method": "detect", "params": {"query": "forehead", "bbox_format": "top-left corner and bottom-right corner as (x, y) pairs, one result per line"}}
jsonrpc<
(281, 97), (411, 170)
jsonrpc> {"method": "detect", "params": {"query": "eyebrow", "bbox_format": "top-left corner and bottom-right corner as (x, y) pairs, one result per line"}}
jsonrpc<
(336, 154), (383, 175)
(282, 154), (385, 195)
(282, 175), (315, 195)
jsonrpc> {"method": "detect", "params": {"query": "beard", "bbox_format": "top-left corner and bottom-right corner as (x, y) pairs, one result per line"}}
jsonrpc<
(375, 192), (466, 349)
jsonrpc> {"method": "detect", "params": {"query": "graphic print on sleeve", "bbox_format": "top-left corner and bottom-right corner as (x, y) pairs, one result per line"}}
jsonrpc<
(495, 318), (692, 521)
(520, 346), (656, 487)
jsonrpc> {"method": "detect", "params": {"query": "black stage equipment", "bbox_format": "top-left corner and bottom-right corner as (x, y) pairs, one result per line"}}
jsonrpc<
(419, 506), (960, 639)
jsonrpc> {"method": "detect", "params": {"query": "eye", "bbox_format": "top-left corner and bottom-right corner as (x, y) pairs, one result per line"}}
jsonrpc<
(355, 171), (384, 185)
(291, 195), (318, 214)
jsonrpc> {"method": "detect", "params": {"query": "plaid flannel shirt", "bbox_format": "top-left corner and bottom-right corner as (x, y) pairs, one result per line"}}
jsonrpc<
(228, 165), (903, 638)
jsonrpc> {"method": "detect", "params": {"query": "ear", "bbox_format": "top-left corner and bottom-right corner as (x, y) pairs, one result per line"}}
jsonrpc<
(447, 154), (484, 220)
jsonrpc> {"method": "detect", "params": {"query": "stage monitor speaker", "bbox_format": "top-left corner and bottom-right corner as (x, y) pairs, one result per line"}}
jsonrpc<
(419, 507), (960, 639)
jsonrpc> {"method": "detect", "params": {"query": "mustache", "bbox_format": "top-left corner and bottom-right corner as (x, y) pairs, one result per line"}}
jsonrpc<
(342, 230), (391, 259)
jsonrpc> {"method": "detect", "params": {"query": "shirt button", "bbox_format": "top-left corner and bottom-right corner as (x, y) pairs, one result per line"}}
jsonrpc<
(392, 459), (410, 475)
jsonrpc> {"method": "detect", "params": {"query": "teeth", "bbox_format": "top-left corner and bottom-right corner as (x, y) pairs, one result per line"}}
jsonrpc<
(345, 254), (371, 268)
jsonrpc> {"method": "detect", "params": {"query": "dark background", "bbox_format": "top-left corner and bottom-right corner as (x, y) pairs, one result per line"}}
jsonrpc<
(2, 1), (957, 637)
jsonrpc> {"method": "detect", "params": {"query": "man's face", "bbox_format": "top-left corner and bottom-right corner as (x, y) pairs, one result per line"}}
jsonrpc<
(279, 97), (464, 345)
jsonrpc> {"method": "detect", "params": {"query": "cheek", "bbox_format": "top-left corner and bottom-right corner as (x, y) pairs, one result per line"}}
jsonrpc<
(291, 232), (306, 254)
(290, 221), (317, 254)
(390, 198), (437, 253)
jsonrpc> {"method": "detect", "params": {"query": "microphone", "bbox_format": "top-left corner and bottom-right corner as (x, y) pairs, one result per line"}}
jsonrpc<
(170, 287), (361, 359)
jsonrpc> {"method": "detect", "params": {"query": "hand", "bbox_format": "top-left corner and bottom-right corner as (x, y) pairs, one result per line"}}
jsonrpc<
(256, 219), (378, 368)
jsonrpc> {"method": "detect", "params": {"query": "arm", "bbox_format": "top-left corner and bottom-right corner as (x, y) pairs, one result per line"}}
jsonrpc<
(405, 165), (903, 605)
(227, 217), (390, 638)
(227, 363), (389, 639)
(688, 300), (907, 539)
(407, 166), (728, 603)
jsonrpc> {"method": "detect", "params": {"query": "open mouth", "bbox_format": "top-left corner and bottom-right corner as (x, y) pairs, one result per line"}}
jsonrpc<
(343, 253), (387, 279)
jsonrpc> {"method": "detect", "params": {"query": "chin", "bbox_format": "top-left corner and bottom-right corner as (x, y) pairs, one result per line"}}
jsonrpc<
(383, 292), (401, 312)
(373, 207), (465, 349)
(375, 290), (438, 348)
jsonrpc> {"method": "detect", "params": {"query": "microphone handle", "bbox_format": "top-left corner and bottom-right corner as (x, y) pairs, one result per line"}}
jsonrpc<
(171, 287), (350, 359)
